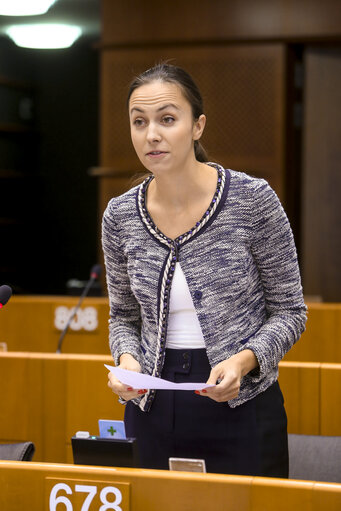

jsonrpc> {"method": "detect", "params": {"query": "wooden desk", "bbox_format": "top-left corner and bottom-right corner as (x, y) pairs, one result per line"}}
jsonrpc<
(0, 353), (123, 462)
(0, 461), (340, 511)
(0, 353), (340, 465)
(2, 298), (341, 362)
(278, 361), (341, 436)
(284, 303), (341, 363)
(0, 296), (110, 354)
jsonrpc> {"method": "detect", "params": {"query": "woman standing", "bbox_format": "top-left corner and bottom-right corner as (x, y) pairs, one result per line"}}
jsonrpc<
(102, 63), (307, 476)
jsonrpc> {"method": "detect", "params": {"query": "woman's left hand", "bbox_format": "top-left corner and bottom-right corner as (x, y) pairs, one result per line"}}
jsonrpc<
(196, 350), (258, 402)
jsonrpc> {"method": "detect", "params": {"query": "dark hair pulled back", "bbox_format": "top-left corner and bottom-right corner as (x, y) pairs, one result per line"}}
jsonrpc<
(127, 63), (208, 163)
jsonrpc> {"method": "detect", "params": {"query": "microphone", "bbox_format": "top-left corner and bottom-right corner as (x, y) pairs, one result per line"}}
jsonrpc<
(56, 264), (102, 353)
(0, 285), (12, 309)
(90, 264), (101, 280)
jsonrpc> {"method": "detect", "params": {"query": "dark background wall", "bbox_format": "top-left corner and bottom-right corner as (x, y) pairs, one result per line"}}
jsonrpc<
(0, 36), (99, 294)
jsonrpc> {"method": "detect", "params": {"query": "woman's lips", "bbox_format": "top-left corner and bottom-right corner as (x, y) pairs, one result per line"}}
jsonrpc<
(146, 151), (168, 158)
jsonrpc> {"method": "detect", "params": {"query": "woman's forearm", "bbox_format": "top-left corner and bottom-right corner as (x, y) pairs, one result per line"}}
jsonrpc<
(231, 349), (259, 377)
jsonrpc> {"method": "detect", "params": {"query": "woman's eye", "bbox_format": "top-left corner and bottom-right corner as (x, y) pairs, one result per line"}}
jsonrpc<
(133, 118), (145, 127)
(162, 116), (175, 124)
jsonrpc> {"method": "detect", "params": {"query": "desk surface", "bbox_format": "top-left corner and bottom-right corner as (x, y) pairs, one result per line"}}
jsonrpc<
(0, 461), (340, 511)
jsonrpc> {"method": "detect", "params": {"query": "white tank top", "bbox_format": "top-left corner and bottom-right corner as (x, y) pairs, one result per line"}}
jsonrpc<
(166, 262), (206, 349)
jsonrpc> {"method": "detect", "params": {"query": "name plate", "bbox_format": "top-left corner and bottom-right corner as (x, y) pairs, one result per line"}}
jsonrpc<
(45, 478), (130, 511)
(54, 306), (98, 332)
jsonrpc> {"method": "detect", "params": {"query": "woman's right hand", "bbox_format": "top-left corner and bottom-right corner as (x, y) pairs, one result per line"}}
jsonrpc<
(107, 353), (147, 401)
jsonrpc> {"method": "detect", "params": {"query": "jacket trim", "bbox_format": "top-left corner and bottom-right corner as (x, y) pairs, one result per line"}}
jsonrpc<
(136, 163), (229, 411)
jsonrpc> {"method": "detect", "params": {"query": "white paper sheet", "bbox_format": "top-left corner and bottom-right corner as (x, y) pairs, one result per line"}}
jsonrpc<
(104, 364), (214, 391)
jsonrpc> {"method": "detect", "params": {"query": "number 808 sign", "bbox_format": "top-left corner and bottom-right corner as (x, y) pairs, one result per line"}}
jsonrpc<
(46, 479), (130, 511)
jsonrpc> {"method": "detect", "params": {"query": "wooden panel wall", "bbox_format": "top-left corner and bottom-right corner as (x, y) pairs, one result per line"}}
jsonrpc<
(102, 0), (341, 45)
(97, 0), (308, 215)
(98, 0), (341, 300)
(100, 45), (286, 205)
(301, 47), (341, 301)
(98, 46), (287, 221)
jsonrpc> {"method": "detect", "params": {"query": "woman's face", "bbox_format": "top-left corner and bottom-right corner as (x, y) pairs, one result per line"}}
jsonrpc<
(129, 80), (205, 174)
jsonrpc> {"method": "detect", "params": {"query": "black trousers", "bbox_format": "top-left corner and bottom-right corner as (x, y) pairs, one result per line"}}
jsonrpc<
(125, 348), (288, 477)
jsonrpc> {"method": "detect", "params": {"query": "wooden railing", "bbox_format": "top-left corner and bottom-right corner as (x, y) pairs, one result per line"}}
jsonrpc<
(2, 298), (341, 363)
(0, 353), (340, 464)
(0, 460), (340, 511)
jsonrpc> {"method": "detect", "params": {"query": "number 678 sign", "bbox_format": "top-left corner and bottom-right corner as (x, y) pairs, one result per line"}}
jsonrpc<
(45, 479), (130, 511)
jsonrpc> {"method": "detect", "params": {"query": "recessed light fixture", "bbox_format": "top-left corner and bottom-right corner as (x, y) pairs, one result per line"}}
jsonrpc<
(6, 24), (82, 49)
(0, 0), (57, 16)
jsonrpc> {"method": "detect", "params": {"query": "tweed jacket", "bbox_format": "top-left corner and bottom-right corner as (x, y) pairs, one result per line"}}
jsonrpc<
(102, 163), (307, 412)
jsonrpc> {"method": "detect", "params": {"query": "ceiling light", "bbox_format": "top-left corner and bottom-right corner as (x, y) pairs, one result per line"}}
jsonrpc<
(6, 24), (82, 49)
(0, 0), (57, 16)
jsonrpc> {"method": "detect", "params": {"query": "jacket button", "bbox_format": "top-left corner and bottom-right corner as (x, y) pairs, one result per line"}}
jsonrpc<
(194, 290), (202, 300)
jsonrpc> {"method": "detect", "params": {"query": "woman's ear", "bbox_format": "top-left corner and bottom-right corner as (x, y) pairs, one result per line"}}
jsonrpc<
(193, 114), (206, 141)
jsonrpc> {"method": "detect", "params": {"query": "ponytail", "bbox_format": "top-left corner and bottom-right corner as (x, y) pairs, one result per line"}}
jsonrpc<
(194, 140), (208, 163)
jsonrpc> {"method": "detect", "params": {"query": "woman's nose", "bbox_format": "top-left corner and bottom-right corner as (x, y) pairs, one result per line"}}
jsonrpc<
(146, 122), (161, 142)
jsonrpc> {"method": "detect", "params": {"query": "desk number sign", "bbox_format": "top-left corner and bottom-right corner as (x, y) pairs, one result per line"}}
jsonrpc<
(46, 478), (130, 511)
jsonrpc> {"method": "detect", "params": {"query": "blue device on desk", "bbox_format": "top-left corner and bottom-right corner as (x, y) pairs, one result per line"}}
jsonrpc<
(98, 420), (126, 439)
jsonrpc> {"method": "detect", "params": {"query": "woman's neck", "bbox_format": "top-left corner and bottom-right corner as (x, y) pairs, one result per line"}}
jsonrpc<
(148, 162), (216, 212)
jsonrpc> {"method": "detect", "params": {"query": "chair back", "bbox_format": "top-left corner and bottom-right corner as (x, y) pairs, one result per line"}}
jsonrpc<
(0, 442), (35, 461)
(289, 434), (341, 483)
